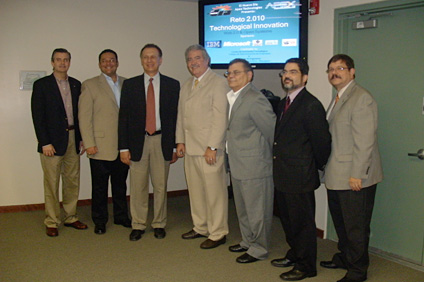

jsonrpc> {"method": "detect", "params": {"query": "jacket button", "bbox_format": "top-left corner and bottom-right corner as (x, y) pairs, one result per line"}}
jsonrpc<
(274, 142), (277, 145)
(273, 156), (276, 159)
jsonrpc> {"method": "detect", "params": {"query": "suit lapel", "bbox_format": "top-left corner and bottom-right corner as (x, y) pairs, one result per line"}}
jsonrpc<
(276, 89), (305, 133)
(228, 84), (250, 127)
(98, 74), (119, 107)
(327, 81), (356, 122)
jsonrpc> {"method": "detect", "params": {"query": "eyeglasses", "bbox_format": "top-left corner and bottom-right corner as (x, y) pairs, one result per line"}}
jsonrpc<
(279, 70), (299, 77)
(224, 70), (248, 78)
(326, 67), (349, 73)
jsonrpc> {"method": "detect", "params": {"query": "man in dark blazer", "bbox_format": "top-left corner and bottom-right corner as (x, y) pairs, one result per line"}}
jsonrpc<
(31, 48), (88, 237)
(272, 58), (331, 281)
(225, 59), (276, 263)
(79, 49), (131, 235)
(118, 44), (180, 241)
(320, 54), (383, 282)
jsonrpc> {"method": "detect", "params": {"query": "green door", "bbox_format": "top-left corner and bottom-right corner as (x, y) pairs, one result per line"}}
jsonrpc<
(329, 0), (424, 264)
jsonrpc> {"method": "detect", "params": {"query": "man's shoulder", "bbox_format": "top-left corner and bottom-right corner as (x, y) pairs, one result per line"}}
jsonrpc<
(68, 76), (81, 86)
(160, 73), (179, 84)
(82, 75), (101, 86)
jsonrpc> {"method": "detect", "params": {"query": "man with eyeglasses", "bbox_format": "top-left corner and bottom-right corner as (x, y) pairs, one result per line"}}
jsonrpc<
(225, 59), (276, 263)
(272, 58), (331, 281)
(79, 49), (131, 235)
(176, 44), (229, 249)
(320, 54), (383, 282)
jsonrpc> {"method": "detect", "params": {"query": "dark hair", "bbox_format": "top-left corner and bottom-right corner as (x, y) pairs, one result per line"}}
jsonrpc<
(140, 43), (162, 58)
(98, 49), (118, 62)
(51, 48), (71, 62)
(284, 58), (309, 75)
(327, 54), (355, 69)
(228, 58), (254, 81)
(185, 44), (211, 67)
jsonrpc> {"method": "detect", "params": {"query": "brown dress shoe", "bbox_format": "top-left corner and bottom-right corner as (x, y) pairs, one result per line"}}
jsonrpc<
(46, 227), (58, 237)
(64, 220), (88, 230)
(200, 236), (226, 249)
(181, 229), (206, 239)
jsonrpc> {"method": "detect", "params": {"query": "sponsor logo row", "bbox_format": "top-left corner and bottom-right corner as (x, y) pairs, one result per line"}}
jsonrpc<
(206, 39), (297, 48)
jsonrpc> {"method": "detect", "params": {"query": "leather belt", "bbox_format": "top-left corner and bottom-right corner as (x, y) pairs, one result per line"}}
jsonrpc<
(146, 130), (161, 136)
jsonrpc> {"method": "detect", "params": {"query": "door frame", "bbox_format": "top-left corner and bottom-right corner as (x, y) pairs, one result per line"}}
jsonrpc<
(329, 0), (424, 272)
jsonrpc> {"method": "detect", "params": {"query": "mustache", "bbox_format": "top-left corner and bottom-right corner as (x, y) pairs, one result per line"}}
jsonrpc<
(284, 78), (292, 83)
(331, 74), (341, 79)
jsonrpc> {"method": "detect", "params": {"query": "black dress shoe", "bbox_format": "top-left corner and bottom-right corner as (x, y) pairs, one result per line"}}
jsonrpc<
(129, 229), (145, 241)
(280, 269), (317, 281)
(337, 276), (366, 282)
(271, 257), (295, 268)
(236, 253), (259, 263)
(94, 224), (106, 235)
(181, 229), (206, 239)
(320, 260), (346, 269)
(200, 236), (226, 249)
(114, 219), (132, 228)
(154, 228), (166, 239)
(229, 244), (248, 253)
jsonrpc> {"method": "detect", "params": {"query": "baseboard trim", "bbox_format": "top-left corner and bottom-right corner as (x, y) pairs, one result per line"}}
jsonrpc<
(0, 189), (189, 213)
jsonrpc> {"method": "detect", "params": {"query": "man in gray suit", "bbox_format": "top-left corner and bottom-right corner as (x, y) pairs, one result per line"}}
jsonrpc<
(320, 54), (383, 282)
(225, 59), (276, 263)
(79, 49), (130, 235)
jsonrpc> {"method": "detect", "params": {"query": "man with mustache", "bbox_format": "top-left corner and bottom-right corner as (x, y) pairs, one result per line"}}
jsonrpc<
(320, 54), (383, 282)
(176, 44), (229, 249)
(272, 58), (331, 281)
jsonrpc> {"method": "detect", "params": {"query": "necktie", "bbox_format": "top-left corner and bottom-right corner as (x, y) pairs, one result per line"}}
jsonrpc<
(284, 96), (291, 113)
(334, 93), (340, 105)
(194, 79), (199, 88)
(146, 78), (156, 135)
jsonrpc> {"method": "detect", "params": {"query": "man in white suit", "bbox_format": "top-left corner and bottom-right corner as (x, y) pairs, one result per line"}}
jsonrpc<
(79, 49), (130, 235)
(225, 59), (276, 263)
(176, 44), (229, 249)
(321, 54), (383, 282)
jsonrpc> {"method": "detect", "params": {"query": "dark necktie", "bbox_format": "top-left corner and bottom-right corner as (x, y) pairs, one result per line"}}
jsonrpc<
(146, 78), (156, 135)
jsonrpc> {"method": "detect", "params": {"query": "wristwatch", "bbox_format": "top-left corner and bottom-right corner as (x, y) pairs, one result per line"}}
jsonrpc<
(209, 147), (217, 151)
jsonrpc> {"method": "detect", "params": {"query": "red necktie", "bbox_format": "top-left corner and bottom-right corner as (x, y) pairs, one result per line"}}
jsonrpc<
(284, 96), (291, 113)
(146, 78), (156, 135)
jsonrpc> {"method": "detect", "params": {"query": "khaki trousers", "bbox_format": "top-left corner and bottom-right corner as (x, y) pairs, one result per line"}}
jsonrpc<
(39, 130), (80, 228)
(129, 134), (170, 230)
(184, 153), (228, 241)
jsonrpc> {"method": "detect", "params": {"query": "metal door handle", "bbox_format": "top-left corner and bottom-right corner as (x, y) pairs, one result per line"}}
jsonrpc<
(408, 149), (424, 160)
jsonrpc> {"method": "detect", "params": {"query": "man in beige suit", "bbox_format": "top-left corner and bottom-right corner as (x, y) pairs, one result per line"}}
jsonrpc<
(321, 54), (383, 282)
(176, 44), (229, 249)
(79, 49), (130, 235)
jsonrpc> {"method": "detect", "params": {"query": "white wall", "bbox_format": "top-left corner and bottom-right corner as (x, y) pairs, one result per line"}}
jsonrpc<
(0, 0), (197, 206)
(0, 0), (385, 233)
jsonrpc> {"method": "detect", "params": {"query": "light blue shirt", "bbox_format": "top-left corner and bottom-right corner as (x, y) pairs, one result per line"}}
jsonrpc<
(103, 73), (121, 108)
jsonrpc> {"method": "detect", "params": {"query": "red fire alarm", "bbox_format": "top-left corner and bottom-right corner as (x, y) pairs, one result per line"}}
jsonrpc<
(309, 0), (320, 15)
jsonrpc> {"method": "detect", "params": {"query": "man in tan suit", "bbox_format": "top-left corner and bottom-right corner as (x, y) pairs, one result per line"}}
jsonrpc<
(79, 49), (130, 235)
(176, 44), (229, 249)
(321, 54), (383, 282)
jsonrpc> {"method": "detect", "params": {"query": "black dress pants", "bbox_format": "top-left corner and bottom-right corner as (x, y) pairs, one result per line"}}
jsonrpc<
(89, 157), (129, 225)
(276, 189), (317, 273)
(327, 185), (377, 281)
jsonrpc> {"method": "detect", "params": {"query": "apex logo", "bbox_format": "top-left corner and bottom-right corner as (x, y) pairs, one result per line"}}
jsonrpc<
(266, 1), (298, 10)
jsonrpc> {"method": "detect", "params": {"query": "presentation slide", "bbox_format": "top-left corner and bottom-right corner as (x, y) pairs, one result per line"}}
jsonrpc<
(203, 0), (302, 65)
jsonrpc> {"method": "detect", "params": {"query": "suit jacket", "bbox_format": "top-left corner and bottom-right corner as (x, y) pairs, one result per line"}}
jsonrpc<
(325, 81), (383, 190)
(79, 74), (125, 161)
(118, 73), (180, 161)
(176, 69), (229, 156)
(31, 74), (82, 156)
(273, 88), (331, 193)
(226, 84), (276, 180)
